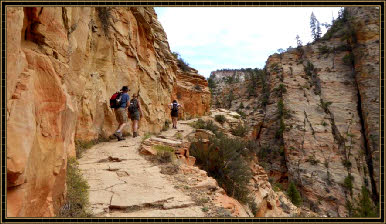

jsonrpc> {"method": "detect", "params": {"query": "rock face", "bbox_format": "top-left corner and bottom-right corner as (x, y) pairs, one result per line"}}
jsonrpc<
(7, 7), (209, 217)
(210, 69), (266, 139)
(189, 109), (300, 217)
(210, 7), (379, 217)
(249, 157), (300, 217)
(347, 7), (380, 200)
(173, 68), (211, 119)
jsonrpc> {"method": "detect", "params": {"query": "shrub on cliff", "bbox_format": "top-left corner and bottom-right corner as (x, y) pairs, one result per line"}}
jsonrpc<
(287, 182), (302, 206)
(190, 133), (252, 204)
(96, 7), (112, 36)
(343, 53), (355, 66)
(214, 115), (226, 125)
(151, 145), (175, 164)
(354, 186), (378, 217)
(172, 52), (190, 72)
(207, 77), (217, 93)
(236, 109), (247, 119)
(231, 123), (249, 137)
(343, 174), (354, 194)
(191, 119), (220, 136)
(58, 158), (93, 217)
(258, 69), (269, 107)
(224, 76), (235, 84)
(226, 90), (235, 109)
(318, 45), (330, 55)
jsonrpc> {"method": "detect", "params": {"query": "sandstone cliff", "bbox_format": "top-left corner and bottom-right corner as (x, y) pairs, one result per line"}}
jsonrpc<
(7, 6), (209, 217)
(210, 7), (379, 217)
(173, 67), (211, 119)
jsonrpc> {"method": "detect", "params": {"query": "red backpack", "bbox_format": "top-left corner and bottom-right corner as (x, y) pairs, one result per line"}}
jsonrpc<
(110, 92), (122, 108)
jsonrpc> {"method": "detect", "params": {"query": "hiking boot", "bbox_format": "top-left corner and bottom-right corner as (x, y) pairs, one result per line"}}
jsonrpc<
(113, 132), (120, 139)
(133, 132), (137, 138)
(117, 135), (126, 141)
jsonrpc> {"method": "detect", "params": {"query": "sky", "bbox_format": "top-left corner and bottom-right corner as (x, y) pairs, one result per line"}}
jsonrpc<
(154, 7), (342, 78)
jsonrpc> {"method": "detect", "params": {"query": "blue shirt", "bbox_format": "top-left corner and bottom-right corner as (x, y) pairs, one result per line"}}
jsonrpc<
(120, 93), (130, 108)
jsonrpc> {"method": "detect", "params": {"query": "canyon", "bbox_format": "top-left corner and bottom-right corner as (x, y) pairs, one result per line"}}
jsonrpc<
(210, 7), (380, 217)
(6, 6), (380, 218)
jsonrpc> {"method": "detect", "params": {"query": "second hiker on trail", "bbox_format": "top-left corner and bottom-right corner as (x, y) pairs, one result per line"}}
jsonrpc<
(168, 100), (183, 129)
(128, 93), (143, 138)
(111, 86), (130, 141)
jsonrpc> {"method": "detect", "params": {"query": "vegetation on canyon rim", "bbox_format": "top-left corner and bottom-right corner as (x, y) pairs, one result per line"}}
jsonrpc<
(172, 52), (190, 72)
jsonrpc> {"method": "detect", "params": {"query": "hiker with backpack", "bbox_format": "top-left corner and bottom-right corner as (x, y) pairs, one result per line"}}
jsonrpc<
(168, 100), (183, 129)
(110, 86), (130, 141)
(128, 93), (143, 137)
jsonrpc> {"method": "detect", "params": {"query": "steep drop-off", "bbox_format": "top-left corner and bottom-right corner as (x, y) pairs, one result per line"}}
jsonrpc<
(210, 7), (379, 217)
(6, 7), (210, 217)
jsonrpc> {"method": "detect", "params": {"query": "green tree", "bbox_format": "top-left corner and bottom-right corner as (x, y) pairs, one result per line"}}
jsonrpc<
(296, 35), (303, 47)
(208, 77), (217, 91)
(354, 186), (378, 217)
(277, 48), (285, 54)
(316, 20), (322, 40)
(247, 70), (257, 97)
(310, 12), (321, 41)
(287, 182), (302, 206)
(227, 90), (234, 109)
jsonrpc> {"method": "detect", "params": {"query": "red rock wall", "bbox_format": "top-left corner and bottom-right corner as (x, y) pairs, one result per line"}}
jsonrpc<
(172, 70), (211, 119)
(6, 7), (209, 217)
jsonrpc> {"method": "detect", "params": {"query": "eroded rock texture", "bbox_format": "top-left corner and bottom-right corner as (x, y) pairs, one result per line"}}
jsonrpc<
(210, 7), (379, 217)
(173, 68), (211, 119)
(7, 7), (209, 217)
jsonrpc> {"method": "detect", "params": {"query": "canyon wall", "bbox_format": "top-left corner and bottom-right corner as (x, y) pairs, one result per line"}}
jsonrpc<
(6, 7), (209, 217)
(210, 7), (379, 217)
(173, 68), (211, 119)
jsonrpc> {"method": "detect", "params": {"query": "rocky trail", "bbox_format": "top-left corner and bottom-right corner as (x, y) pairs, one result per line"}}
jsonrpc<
(78, 120), (230, 217)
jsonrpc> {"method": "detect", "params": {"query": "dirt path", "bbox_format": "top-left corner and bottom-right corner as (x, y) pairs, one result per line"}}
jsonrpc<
(78, 122), (205, 217)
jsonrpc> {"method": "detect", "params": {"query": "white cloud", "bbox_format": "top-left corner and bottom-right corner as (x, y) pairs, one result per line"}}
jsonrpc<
(155, 7), (341, 77)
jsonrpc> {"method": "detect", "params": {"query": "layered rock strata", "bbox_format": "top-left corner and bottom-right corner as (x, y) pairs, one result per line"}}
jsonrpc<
(7, 6), (209, 217)
(210, 7), (380, 217)
(173, 68), (211, 119)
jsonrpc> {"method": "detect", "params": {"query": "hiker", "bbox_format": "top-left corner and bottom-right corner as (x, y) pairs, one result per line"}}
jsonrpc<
(168, 100), (183, 129)
(128, 93), (143, 137)
(112, 86), (130, 141)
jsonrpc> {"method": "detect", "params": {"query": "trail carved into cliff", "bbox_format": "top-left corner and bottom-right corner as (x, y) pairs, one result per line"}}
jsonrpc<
(78, 124), (206, 217)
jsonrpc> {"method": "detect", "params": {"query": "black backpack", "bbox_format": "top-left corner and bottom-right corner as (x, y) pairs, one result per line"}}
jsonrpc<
(128, 99), (138, 113)
(171, 102), (179, 112)
(110, 92), (122, 109)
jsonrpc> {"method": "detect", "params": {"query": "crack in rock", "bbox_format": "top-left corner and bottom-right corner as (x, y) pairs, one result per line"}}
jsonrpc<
(109, 197), (175, 211)
(97, 156), (126, 163)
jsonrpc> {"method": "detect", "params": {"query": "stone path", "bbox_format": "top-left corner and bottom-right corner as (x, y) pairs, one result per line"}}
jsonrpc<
(77, 123), (205, 217)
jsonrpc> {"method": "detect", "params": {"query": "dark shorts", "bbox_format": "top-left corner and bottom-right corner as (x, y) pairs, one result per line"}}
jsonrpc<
(171, 111), (179, 118)
(130, 111), (140, 121)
